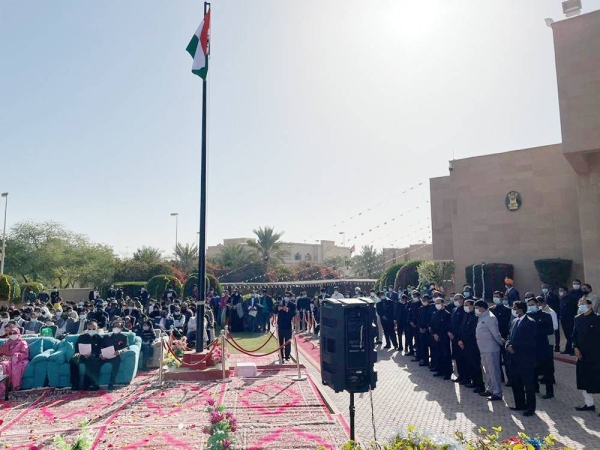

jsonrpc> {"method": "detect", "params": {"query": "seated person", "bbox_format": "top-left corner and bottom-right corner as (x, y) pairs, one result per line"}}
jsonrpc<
(172, 307), (186, 338)
(70, 320), (103, 391)
(137, 318), (156, 371)
(39, 318), (58, 337)
(22, 312), (43, 335)
(153, 308), (174, 332)
(100, 320), (129, 390)
(123, 316), (135, 331)
(186, 312), (197, 347)
(0, 312), (11, 338)
(0, 327), (29, 397)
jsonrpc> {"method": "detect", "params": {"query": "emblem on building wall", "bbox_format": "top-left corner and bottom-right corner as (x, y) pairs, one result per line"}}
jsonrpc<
(505, 191), (522, 211)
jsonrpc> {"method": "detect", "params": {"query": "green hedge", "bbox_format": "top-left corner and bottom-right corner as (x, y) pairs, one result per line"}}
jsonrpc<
(534, 258), (572, 290)
(21, 282), (44, 301)
(465, 263), (514, 300)
(394, 261), (422, 291)
(376, 263), (405, 291)
(8, 277), (20, 301)
(183, 274), (222, 298)
(147, 275), (182, 299)
(113, 282), (148, 299)
(0, 275), (12, 302)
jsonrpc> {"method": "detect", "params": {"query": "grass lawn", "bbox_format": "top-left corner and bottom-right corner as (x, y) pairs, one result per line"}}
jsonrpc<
(225, 331), (280, 354)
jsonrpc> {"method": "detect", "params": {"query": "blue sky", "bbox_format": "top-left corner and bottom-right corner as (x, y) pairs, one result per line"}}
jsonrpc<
(2, 1), (598, 258)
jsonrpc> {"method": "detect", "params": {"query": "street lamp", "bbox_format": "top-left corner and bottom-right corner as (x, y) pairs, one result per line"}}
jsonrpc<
(1, 193), (8, 276)
(339, 231), (346, 247)
(170, 213), (179, 261)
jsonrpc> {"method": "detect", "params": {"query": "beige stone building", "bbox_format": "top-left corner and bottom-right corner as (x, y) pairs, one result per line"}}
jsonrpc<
(431, 9), (600, 296)
(381, 243), (433, 271)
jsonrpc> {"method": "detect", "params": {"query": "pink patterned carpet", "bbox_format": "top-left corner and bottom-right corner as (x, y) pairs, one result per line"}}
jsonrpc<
(0, 370), (348, 449)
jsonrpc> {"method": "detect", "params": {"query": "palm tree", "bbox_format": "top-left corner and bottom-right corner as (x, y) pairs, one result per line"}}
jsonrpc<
(174, 243), (199, 274)
(246, 227), (287, 274)
(353, 245), (382, 278)
(217, 244), (252, 269)
(132, 246), (162, 265)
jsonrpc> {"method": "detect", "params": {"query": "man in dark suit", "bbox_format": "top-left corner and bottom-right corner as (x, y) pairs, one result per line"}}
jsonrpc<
(527, 296), (555, 399)
(541, 283), (560, 352)
(449, 293), (467, 383)
(376, 291), (398, 350)
(506, 300), (537, 416)
(274, 293), (296, 361)
(561, 281), (582, 355)
(504, 278), (520, 306)
(395, 294), (409, 352)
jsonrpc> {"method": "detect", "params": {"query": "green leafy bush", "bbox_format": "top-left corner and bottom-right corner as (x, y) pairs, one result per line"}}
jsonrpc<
(21, 282), (44, 301)
(376, 263), (405, 291)
(8, 277), (20, 301)
(465, 263), (514, 300)
(417, 261), (455, 289)
(534, 259), (572, 290)
(147, 275), (182, 299)
(113, 282), (148, 299)
(183, 274), (222, 298)
(395, 261), (422, 290)
(0, 275), (12, 302)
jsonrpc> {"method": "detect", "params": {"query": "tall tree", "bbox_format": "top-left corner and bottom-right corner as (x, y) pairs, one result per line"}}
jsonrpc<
(352, 245), (383, 278)
(246, 227), (287, 274)
(132, 246), (163, 265)
(174, 243), (199, 274)
(213, 244), (263, 283)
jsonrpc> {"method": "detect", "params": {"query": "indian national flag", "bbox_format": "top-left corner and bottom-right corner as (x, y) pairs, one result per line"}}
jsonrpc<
(186, 10), (211, 79)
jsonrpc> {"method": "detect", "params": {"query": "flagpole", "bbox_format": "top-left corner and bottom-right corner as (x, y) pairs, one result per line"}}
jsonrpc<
(196, 0), (210, 353)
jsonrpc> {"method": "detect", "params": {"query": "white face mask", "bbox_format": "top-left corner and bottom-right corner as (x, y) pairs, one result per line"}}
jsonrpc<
(511, 309), (518, 318)
(412, 297), (419, 303)
(493, 297), (501, 305)
(113, 327), (122, 334)
(9, 334), (19, 341)
(475, 309), (481, 317)
(541, 288), (549, 294)
(453, 300), (461, 307)
(88, 330), (97, 336)
(464, 306), (473, 313)
(573, 284), (581, 290)
(1, 318), (9, 323)
(435, 304), (443, 310)
(578, 304), (589, 314)
(143, 326), (150, 331)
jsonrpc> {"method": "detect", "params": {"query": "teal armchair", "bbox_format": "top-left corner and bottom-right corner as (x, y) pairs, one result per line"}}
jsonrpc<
(46, 332), (141, 388)
(0, 336), (60, 389)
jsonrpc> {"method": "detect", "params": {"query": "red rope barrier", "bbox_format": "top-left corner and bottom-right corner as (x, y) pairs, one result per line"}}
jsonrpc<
(225, 331), (277, 353)
(225, 336), (292, 358)
(163, 337), (220, 368)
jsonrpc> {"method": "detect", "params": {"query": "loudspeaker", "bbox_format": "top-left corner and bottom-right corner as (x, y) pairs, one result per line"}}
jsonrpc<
(320, 297), (377, 393)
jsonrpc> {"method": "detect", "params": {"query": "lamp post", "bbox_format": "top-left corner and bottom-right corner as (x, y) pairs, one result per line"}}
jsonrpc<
(339, 231), (346, 247)
(170, 213), (179, 262)
(1, 193), (8, 276)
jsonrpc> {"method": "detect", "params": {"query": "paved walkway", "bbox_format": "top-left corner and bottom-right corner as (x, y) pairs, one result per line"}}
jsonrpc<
(296, 333), (600, 449)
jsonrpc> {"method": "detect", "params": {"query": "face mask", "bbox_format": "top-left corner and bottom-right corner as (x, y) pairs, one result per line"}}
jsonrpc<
(284, 297), (290, 301)
(9, 334), (19, 341)
(464, 306), (473, 313)
(421, 301), (428, 306)
(578, 304), (589, 314)
(435, 304), (443, 310)
(475, 309), (481, 317)
(88, 330), (97, 336)
(113, 328), (122, 334)
(511, 309), (518, 318)
(463, 292), (470, 298)
(333, 291), (338, 294)
(573, 284), (581, 290)
(502, 300), (510, 307)
(143, 326), (150, 331)
(493, 297), (501, 305)
(55, 312), (62, 317)
(370, 292), (376, 297)
(527, 306), (538, 313)
(1, 318), (9, 323)
(412, 297), (419, 303)
(541, 288), (549, 294)
(453, 300), (461, 307)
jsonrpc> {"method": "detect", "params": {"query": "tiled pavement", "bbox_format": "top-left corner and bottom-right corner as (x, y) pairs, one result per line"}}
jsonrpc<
(298, 336), (600, 449)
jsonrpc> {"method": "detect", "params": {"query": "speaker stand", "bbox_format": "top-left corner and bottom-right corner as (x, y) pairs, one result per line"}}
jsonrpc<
(349, 392), (355, 441)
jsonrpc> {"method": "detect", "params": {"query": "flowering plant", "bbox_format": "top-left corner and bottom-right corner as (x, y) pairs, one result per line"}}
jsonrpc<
(171, 337), (188, 357)
(212, 343), (230, 363)
(163, 353), (181, 368)
(203, 397), (237, 450)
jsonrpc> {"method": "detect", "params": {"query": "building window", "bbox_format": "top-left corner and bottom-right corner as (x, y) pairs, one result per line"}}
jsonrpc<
(294, 252), (302, 261)
(305, 253), (312, 261)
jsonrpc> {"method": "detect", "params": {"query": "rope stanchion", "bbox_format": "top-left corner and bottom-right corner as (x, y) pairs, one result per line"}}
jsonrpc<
(163, 337), (219, 368)
(220, 330), (231, 383)
(225, 330), (277, 353)
(291, 334), (307, 382)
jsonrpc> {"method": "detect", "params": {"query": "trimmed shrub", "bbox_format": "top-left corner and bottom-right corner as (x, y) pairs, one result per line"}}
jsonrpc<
(534, 258), (572, 290)
(8, 277), (20, 301)
(147, 275), (182, 299)
(0, 275), (12, 302)
(183, 274), (222, 298)
(21, 282), (44, 301)
(114, 282), (148, 299)
(377, 263), (405, 291)
(395, 261), (423, 291)
(465, 263), (514, 300)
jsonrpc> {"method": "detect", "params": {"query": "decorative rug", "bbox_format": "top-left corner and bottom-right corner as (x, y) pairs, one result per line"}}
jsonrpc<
(0, 369), (347, 449)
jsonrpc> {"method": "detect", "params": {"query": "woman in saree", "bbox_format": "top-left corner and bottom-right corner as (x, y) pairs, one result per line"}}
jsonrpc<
(0, 327), (29, 397)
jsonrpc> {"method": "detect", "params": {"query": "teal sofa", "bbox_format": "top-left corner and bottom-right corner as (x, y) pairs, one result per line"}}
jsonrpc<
(0, 336), (59, 389)
(46, 332), (142, 388)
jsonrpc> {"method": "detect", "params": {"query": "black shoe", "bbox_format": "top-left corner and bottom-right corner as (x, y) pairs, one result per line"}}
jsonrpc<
(464, 383), (475, 388)
(473, 388), (485, 394)
(405, 351), (414, 356)
(383, 345), (391, 349)
(433, 373), (444, 377)
(575, 404), (596, 411)
(411, 358), (420, 362)
(510, 406), (526, 411)
(479, 390), (492, 397)
(523, 410), (535, 417)
(504, 382), (512, 387)
(488, 395), (503, 401)
(419, 362), (428, 367)
(108, 384), (114, 391)
(376, 341), (382, 345)
(554, 347), (560, 353)
(394, 346), (399, 350)
(542, 394), (554, 399)
(452, 377), (462, 383)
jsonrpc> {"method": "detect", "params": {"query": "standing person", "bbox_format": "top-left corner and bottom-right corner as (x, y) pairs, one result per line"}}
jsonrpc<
(70, 320), (102, 390)
(88, 287), (99, 302)
(474, 300), (504, 401)
(537, 296), (558, 399)
(228, 289), (244, 333)
(561, 282), (580, 355)
(220, 290), (230, 327)
(258, 289), (274, 333)
(506, 301), (537, 417)
(107, 285), (117, 299)
(408, 291), (422, 361)
(395, 294), (409, 353)
(246, 292), (259, 333)
(139, 287), (150, 311)
(417, 294), (434, 367)
(459, 299), (484, 393)
(330, 287), (344, 300)
(526, 295), (554, 399)
(449, 294), (467, 383)
(573, 297), (600, 412)
(50, 287), (60, 303)
(582, 284), (600, 314)
(274, 293), (296, 362)
(504, 278), (520, 306)
(369, 290), (383, 345)
(541, 283), (560, 352)
(376, 291), (398, 350)
(296, 291), (311, 332)
(430, 296), (452, 379)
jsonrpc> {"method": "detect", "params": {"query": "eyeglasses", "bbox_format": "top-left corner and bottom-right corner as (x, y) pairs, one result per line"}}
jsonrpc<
(8, 332), (18, 336)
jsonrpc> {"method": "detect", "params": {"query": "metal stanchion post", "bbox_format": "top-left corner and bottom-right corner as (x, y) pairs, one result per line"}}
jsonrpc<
(220, 330), (231, 383)
(291, 334), (307, 382)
